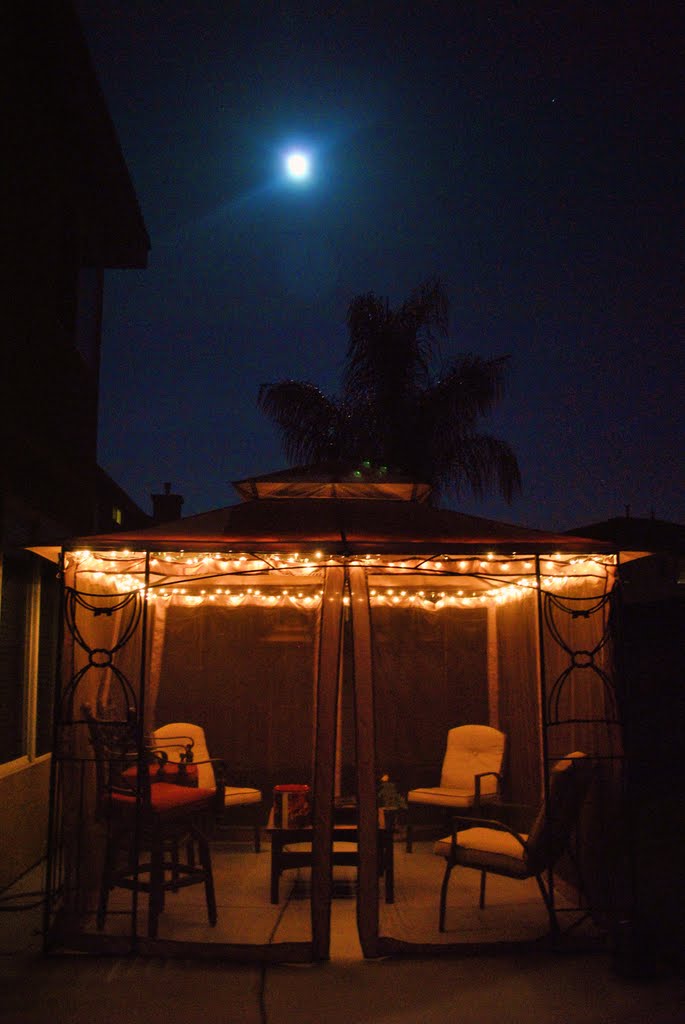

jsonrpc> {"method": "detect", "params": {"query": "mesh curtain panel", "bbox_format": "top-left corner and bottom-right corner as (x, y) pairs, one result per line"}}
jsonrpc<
(495, 591), (542, 808)
(370, 592), (543, 810)
(539, 572), (623, 926)
(154, 601), (320, 794)
(48, 553), (328, 955)
(50, 554), (146, 938)
(370, 604), (488, 796)
(541, 576), (620, 760)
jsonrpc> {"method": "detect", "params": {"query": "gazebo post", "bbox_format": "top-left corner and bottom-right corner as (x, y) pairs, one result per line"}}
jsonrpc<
(43, 550), (67, 951)
(348, 565), (380, 958)
(310, 565), (344, 960)
(130, 550), (152, 947)
(534, 552), (557, 925)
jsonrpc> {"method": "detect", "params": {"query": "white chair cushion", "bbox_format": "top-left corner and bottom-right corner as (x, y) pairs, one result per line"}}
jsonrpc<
(434, 826), (530, 877)
(282, 842), (358, 855)
(408, 786), (499, 808)
(440, 725), (505, 793)
(153, 722), (216, 789)
(154, 723), (261, 800)
(224, 786), (262, 807)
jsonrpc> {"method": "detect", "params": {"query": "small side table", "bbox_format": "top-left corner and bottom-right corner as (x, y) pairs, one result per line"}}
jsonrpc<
(266, 804), (395, 904)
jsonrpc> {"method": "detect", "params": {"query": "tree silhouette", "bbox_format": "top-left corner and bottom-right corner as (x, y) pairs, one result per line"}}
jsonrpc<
(258, 278), (521, 504)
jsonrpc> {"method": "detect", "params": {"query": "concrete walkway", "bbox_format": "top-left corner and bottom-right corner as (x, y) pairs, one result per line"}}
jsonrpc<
(3, 940), (685, 1024)
(2, 863), (684, 1024)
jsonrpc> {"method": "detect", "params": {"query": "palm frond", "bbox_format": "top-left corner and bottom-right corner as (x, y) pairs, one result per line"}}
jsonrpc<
(257, 380), (342, 465)
(397, 276), (448, 349)
(343, 279), (450, 433)
(344, 278), (449, 391)
(430, 432), (522, 504)
(343, 292), (396, 396)
(425, 355), (509, 430)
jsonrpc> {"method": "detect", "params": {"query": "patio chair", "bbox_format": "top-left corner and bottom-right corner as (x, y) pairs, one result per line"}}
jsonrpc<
(153, 722), (263, 852)
(434, 751), (594, 933)
(82, 703), (219, 939)
(406, 724), (506, 851)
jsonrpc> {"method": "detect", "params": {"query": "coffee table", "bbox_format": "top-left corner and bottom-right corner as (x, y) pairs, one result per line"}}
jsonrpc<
(267, 802), (395, 904)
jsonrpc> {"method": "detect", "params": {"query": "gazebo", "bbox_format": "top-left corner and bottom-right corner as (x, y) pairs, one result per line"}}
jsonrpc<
(40, 466), (643, 960)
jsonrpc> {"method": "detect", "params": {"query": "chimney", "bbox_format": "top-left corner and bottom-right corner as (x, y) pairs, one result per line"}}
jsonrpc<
(151, 482), (184, 523)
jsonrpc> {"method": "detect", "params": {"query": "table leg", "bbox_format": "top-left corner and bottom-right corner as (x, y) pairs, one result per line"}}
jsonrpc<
(384, 833), (394, 904)
(270, 835), (281, 903)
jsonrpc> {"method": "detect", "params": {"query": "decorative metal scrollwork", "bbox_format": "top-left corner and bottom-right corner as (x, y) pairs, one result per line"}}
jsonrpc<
(543, 591), (618, 724)
(60, 586), (143, 722)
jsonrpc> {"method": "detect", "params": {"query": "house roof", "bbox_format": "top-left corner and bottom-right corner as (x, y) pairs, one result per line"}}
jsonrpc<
(10, 1), (150, 268)
(567, 516), (685, 554)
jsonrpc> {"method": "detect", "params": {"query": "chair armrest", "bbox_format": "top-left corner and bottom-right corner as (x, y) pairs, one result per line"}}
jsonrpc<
(473, 770), (503, 802)
(205, 757), (227, 792)
(188, 757), (227, 811)
(146, 746), (170, 766)
(380, 807), (397, 833)
(451, 799), (532, 829)
(451, 813), (522, 833)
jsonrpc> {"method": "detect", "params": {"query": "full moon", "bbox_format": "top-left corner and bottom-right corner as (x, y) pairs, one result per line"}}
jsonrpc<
(285, 150), (311, 181)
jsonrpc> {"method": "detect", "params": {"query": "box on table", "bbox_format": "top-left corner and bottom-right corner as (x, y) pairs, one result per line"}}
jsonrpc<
(273, 784), (311, 828)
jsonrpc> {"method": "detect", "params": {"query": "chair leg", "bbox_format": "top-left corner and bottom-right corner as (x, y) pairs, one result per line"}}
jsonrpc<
(97, 834), (118, 930)
(170, 838), (180, 891)
(438, 861), (454, 932)
(406, 805), (413, 853)
(479, 869), (487, 909)
(383, 831), (394, 904)
(148, 837), (164, 939)
(253, 823), (261, 853)
(270, 843), (281, 904)
(535, 873), (559, 934)
(196, 829), (217, 926)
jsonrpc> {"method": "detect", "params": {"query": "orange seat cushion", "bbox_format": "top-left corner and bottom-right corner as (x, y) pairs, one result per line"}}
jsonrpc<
(123, 763), (199, 784)
(110, 784), (215, 813)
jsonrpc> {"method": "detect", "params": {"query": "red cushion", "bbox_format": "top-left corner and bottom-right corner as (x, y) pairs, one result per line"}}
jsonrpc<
(110, 784), (215, 813)
(122, 763), (199, 784)
(151, 784), (215, 812)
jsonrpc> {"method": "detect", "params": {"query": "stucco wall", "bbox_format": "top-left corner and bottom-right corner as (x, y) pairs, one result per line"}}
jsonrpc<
(0, 757), (51, 890)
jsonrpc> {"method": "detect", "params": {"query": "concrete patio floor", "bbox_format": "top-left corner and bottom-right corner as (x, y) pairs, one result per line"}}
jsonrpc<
(66, 839), (588, 950)
(2, 848), (684, 1024)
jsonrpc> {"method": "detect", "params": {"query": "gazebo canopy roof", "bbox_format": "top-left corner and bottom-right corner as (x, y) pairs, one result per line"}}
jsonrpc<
(46, 466), (630, 558)
(232, 463), (432, 503)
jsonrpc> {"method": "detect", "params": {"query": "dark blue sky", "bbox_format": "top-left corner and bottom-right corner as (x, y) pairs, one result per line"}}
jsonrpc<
(75, 2), (684, 530)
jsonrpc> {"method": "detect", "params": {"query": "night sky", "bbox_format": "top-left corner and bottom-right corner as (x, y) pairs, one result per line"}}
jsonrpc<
(74, 2), (684, 531)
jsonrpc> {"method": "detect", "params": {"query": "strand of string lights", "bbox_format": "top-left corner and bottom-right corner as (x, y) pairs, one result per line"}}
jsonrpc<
(63, 549), (615, 610)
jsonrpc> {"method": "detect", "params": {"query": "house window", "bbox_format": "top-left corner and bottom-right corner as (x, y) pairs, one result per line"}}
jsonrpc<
(112, 506), (123, 526)
(0, 553), (59, 771)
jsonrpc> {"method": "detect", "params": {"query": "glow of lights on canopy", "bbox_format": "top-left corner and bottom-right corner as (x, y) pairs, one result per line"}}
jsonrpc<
(64, 549), (617, 611)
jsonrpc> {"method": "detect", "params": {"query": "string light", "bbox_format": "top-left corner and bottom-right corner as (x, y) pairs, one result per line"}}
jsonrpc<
(65, 548), (617, 610)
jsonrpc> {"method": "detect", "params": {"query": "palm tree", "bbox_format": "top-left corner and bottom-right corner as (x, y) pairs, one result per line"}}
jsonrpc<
(258, 278), (521, 505)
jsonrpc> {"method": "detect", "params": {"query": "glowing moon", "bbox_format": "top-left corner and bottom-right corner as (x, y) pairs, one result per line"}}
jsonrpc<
(285, 150), (311, 180)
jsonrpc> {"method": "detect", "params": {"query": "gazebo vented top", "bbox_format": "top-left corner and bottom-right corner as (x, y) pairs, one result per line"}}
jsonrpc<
(51, 465), (624, 558)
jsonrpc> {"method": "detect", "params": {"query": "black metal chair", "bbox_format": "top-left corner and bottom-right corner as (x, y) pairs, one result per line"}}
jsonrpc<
(83, 704), (220, 939)
(434, 751), (593, 934)
(153, 721), (263, 852)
